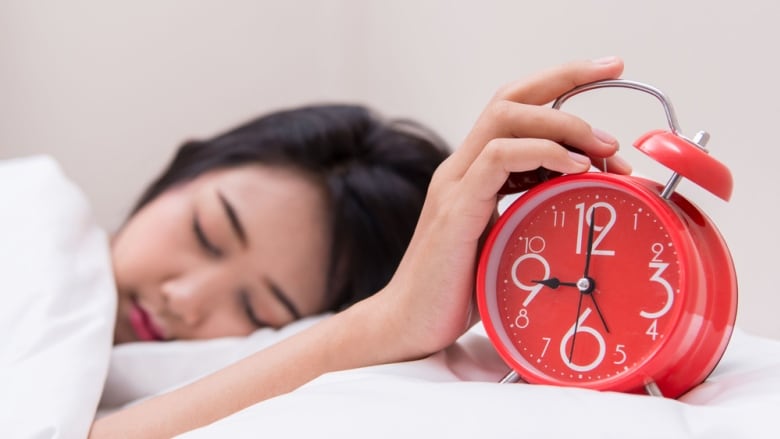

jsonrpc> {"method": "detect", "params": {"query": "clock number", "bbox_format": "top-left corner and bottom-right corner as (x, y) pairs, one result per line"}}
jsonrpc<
(613, 344), (627, 365)
(646, 320), (659, 340)
(511, 253), (550, 307)
(575, 202), (616, 256)
(540, 337), (552, 358)
(640, 243), (674, 319)
(650, 242), (665, 261)
(559, 308), (606, 372)
(518, 235), (546, 254)
(553, 210), (565, 227)
(514, 308), (530, 329)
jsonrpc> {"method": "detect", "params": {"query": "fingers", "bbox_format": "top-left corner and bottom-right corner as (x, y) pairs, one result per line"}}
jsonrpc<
(491, 104), (617, 156)
(451, 102), (619, 177)
(494, 57), (624, 105)
(450, 57), (624, 178)
(460, 138), (592, 203)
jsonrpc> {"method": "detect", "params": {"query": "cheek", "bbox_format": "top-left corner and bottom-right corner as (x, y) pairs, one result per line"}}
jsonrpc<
(112, 226), (157, 294)
(287, 230), (332, 313)
(112, 198), (190, 289)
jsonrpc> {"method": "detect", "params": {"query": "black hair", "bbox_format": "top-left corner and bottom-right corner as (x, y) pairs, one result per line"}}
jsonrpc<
(131, 104), (450, 311)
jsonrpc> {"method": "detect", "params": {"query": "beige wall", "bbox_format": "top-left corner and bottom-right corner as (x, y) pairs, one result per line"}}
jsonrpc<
(2, 0), (779, 340)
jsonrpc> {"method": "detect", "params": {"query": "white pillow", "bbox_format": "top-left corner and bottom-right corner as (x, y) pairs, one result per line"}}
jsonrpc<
(0, 156), (116, 439)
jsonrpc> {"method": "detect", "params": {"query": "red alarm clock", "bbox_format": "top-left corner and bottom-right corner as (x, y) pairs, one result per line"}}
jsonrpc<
(476, 80), (737, 399)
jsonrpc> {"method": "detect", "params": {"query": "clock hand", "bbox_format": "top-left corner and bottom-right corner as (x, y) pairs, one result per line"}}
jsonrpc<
(588, 290), (610, 333)
(583, 207), (596, 278)
(532, 278), (578, 289)
(569, 290), (584, 364)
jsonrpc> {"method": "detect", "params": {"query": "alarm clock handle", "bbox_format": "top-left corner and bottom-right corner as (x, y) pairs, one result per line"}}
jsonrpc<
(550, 79), (686, 186)
(552, 79), (733, 201)
(551, 79), (684, 135)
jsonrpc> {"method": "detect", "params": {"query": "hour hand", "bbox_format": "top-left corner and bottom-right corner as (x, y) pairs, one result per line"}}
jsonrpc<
(532, 278), (578, 289)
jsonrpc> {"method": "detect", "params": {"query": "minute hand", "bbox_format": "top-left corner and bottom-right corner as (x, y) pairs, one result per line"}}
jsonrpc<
(583, 207), (596, 277)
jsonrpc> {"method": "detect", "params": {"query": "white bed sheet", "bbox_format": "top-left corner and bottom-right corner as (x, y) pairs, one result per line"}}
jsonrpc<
(102, 318), (780, 439)
(176, 325), (780, 439)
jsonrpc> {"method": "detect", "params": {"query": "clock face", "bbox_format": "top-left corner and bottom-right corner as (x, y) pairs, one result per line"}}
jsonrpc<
(479, 176), (686, 389)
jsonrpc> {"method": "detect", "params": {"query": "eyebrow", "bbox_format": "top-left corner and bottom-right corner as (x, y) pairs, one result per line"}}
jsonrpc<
(264, 276), (302, 320)
(217, 191), (248, 248)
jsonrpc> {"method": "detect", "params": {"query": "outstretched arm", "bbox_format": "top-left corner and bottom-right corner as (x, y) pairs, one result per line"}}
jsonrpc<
(90, 297), (408, 437)
(90, 56), (628, 438)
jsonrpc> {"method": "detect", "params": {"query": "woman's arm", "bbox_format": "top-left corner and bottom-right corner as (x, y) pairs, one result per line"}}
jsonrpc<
(90, 57), (629, 438)
(90, 295), (402, 437)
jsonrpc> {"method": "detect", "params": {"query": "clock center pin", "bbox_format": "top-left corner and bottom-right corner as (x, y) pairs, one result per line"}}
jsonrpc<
(577, 277), (596, 294)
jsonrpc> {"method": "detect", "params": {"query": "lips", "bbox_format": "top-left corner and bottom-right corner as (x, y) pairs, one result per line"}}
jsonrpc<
(129, 299), (166, 342)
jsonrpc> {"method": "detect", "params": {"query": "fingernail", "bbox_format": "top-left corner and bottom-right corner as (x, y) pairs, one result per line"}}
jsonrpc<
(568, 150), (592, 166)
(593, 127), (619, 147)
(592, 56), (618, 65)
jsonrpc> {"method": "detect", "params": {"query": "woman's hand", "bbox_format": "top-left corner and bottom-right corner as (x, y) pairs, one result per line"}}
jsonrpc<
(376, 56), (630, 360)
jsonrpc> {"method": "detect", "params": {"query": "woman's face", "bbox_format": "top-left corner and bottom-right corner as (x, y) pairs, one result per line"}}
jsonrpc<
(111, 165), (330, 344)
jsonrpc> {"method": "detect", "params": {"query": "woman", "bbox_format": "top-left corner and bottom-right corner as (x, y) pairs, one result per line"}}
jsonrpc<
(111, 104), (449, 343)
(91, 57), (631, 437)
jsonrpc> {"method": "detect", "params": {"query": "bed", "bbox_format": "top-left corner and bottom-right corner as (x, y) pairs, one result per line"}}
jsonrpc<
(2, 155), (779, 438)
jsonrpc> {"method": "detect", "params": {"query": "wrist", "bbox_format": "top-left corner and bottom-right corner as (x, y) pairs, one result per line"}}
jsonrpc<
(323, 288), (416, 370)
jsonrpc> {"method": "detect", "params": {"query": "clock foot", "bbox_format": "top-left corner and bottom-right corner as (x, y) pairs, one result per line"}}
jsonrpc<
(644, 380), (664, 397)
(499, 370), (526, 384)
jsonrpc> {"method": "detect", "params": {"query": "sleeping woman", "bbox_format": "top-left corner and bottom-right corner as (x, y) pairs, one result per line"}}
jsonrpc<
(93, 57), (631, 437)
(111, 103), (449, 344)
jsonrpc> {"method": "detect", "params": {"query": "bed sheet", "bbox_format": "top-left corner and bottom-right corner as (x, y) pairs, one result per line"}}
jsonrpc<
(173, 324), (780, 439)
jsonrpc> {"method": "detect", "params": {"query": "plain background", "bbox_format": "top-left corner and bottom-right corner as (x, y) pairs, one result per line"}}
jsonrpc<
(2, 1), (778, 340)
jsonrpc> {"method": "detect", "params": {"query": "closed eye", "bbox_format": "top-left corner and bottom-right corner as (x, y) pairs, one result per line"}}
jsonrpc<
(193, 212), (223, 258)
(241, 290), (269, 328)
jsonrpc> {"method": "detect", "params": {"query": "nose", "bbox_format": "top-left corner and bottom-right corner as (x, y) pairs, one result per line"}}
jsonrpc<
(160, 268), (225, 327)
